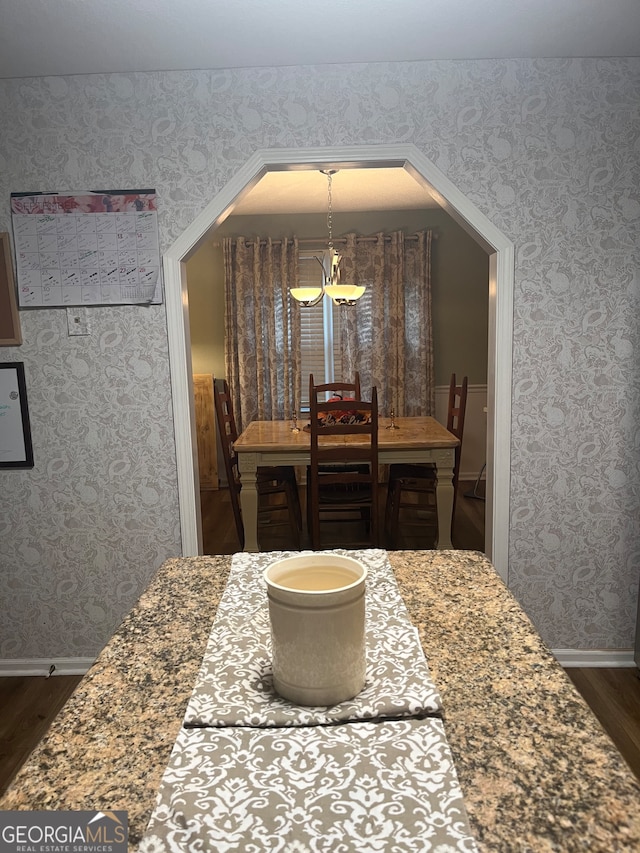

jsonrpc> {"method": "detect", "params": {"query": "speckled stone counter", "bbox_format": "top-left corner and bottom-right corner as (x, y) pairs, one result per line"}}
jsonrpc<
(2, 551), (640, 852)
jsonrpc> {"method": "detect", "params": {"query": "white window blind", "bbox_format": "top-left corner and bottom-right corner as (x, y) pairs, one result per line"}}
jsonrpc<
(298, 251), (343, 408)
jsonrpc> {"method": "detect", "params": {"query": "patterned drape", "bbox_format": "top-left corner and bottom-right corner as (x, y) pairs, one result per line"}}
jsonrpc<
(223, 230), (433, 428)
(339, 231), (434, 416)
(223, 236), (300, 431)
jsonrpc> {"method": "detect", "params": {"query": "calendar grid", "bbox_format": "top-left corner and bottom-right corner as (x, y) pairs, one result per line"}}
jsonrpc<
(10, 191), (162, 307)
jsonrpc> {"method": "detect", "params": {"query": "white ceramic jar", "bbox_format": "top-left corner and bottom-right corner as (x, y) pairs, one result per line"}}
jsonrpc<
(264, 554), (367, 706)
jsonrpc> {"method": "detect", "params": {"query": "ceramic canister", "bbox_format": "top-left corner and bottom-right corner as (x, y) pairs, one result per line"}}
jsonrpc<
(264, 554), (367, 706)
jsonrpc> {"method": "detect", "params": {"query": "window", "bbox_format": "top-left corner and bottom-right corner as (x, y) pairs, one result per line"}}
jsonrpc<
(298, 252), (343, 408)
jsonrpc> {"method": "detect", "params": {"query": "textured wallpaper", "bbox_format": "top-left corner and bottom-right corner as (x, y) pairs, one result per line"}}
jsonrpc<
(0, 58), (638, 658)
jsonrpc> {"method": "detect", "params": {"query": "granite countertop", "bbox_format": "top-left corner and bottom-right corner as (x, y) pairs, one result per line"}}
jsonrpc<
(2, 550), (640, 852)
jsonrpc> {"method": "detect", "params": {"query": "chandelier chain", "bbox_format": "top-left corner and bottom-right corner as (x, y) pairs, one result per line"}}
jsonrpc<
(326, 170), (334, 250)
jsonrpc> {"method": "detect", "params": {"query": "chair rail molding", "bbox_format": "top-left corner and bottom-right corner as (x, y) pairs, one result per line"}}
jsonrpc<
(163, 144), (514, 582)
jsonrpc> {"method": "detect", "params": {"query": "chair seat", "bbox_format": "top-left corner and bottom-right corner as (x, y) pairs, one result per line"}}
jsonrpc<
(260, 465), (297, 480)
(388, 462), (436, 483)
(385, 374), (467, 550)
(318, 482), (372, 504)
(214, 378), (301, 549)
(314, 466), (373, 498)
(258, 466), (303, 531)
(308, 464), (370, 500)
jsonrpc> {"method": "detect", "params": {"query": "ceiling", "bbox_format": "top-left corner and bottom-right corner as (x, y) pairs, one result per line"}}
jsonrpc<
(232, 169), (440, 215)
(1, 0), (639, 81)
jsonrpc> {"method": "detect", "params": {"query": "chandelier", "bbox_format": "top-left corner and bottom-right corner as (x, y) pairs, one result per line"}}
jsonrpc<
(290, 170), (366, 307)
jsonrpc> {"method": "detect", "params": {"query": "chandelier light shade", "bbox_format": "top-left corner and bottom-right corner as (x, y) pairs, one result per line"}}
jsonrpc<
(290, 170), (365, 307)
(288, 284), (324, 306)
(324, 280), (366, 305)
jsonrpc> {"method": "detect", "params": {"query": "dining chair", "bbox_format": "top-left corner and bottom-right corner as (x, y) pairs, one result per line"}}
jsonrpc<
(307, 371), (371, 506)
(384, 373), (468, 549)
(213, 378), (302, 549)
(307, 385), (379, 550)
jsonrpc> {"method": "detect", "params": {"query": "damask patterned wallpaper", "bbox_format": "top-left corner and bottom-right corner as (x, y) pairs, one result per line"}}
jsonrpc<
(0, 58), (638, 659)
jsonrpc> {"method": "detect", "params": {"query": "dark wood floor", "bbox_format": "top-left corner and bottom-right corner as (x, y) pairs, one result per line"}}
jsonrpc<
(0, 673), (82, 797)
(1, 480), (639, 797)
(201, 478), (487, 555)
(566, 666), (640, 781)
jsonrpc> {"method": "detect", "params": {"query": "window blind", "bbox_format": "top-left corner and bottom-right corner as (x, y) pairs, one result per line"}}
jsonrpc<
(298, 252), (343, 408)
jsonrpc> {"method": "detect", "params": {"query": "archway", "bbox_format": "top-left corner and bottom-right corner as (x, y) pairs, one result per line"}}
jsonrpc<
(163, 144), (514, 581)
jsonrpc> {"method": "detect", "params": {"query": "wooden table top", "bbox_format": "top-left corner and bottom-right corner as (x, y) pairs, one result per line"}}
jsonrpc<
(234, 416), (459, 453)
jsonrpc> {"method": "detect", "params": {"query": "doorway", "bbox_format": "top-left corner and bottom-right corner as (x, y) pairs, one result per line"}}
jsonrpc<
(163, 144), (514, 581)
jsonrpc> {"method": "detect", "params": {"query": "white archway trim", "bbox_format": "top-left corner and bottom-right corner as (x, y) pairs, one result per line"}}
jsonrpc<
(164, 144), (513, 582)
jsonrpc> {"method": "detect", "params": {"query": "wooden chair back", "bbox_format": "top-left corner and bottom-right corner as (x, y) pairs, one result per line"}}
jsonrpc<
(309, 372), (361, 403)
(213, 377), (244, 548)
(213, 378), (302, 549)
(309, 371), (364, 479)
(308, 386), (379, 549)
(447, 373), (468, 489)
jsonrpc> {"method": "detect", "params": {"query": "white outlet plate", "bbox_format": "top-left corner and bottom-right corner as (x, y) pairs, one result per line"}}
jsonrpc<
(66, 307), (90, 336)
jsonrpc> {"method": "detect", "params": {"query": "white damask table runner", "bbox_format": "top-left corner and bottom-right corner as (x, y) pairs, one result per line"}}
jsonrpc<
(140, 550), (478, 852)
(184, 549), (443, 727)
(140, 718), (477, 853)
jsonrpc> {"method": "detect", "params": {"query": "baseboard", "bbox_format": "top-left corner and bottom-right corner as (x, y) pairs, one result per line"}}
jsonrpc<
(459, 470), (486, 483)
(553, 648), (636, 668)
(0, 657), (94, 677)
(2, 650), (635, 676)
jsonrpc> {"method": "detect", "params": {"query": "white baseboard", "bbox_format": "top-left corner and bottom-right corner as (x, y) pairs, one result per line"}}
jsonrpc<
(459, 470), (486, 483)
(0, 657), (94, 677)
(1, 650), (635, 676)
(553, 648), (636, 668)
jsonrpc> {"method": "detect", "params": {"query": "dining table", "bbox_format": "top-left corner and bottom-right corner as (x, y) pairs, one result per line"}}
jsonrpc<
(234, 416), (460, 551)
(1, 549), (639, 851)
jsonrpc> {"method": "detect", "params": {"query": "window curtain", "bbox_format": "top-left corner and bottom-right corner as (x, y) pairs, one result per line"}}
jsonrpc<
(339, 230), (434, 416)
(223, 230), (433, 427)
(223, 236), (301, 431)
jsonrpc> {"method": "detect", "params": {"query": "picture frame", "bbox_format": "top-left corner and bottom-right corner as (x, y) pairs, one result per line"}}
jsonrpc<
(0, 232), (22, 345)
(0, 361), (34, 468)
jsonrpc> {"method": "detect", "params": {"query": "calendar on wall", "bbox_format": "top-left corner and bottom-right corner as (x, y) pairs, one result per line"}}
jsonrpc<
(10, 189), (163, 308)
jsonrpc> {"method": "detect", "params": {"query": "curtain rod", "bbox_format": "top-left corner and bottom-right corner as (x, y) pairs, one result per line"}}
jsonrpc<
(299, 233), (438, 244)
(213, 232), (437, 248)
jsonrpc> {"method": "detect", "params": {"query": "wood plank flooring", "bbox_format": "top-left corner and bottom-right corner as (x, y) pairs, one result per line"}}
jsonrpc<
(566, 666), (640, 781)
(201, 479), (487, 555)
(0, 673), (82, 796)
(2, 481), (639, 797)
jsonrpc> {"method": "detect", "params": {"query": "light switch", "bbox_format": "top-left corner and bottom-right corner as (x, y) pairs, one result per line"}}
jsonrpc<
(66, 307), (90, 336)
